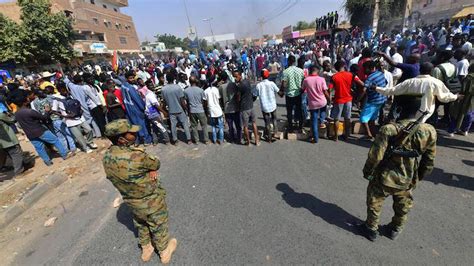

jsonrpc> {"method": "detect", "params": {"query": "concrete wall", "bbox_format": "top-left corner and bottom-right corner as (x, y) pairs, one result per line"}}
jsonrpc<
(411, 0), (473, 25)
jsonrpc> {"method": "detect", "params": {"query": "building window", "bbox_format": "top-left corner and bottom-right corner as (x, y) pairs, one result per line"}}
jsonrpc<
(113, 8), (118, 12)
(119, 37), (127, 44)
(74, 33), (87, 41)
(115, 24), (120, 30)
(90, 0), (95, 4)
(97, 34), (105, 42)
(103, 4), (107, 9)
(93, 18), (98, 25)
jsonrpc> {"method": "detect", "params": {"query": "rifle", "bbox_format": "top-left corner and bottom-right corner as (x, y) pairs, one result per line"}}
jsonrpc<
(366, 111), (430, 181)
(379, 111), (430, 168)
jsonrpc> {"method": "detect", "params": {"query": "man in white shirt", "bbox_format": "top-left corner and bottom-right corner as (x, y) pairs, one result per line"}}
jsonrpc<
(137, 66), (151, 82)
(454, 49), (469, 81)
(376, 62), (459, 122)
(203, 85), (224, 144)
(255, 69), (280, 142)
(143, 80), (170, 145)
(224, 46), (232, 60)
(461, 34), (472, 51)
(349, 50), (361, 67)
(389, 45), (404, 85)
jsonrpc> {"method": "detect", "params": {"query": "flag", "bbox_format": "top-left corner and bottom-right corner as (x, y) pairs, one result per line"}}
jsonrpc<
(112, 50), (119, 72)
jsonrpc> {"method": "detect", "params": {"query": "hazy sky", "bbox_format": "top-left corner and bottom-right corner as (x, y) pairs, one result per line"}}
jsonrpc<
(0, 0), (347, 41)
(122, 0), (347, 41)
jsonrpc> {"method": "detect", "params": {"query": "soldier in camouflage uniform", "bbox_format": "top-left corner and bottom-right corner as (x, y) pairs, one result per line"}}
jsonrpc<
(102, 119), (177, 263)
(358, 96), (437, 241)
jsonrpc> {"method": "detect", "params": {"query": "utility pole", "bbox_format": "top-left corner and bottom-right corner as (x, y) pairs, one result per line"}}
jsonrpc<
(257, 18), (265, 38)
(372, 0), (380, 35)
(182, 0), (200, 52)
(402, 0), (413, 32)
(203, 18), (215, 43)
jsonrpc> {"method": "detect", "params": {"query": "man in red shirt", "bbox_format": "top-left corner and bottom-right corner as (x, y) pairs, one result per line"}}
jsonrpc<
(256, 53), (265, 80)
(330, 61), (364, 141)
(357, 48), (373, 82)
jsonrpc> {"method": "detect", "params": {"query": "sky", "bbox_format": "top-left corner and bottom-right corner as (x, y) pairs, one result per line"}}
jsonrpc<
(122, 0), (346, 42)
(0, 0), (346, 41)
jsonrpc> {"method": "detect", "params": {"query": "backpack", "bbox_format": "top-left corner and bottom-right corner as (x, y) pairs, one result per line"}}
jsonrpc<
(438, 64), (462, 94)
(55, 97), (83, 118)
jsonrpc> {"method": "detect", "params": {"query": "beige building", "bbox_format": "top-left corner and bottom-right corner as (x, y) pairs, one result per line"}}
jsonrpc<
(0, 0), (140, 56)
(409, 0), (473, 25)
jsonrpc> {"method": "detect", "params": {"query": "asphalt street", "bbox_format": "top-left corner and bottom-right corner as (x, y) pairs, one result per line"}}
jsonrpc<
(10, 99), (474, 265)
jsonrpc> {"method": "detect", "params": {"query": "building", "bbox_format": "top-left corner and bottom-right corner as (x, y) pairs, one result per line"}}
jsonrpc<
(202, 33), (237, 48)
(408, 0), (473, 26)
(140, 42), (167, 53)
(0, 0), (140, 57)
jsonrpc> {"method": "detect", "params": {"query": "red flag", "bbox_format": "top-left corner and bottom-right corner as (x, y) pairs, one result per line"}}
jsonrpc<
(112, 50), (119, 72)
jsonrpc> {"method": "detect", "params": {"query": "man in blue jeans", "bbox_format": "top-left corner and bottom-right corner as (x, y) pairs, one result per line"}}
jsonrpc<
(14, 91), (70, 166)
(161, 68), (191, 145)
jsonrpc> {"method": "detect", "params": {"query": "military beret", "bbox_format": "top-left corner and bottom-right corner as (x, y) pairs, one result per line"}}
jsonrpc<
(104, 119), (140, 137)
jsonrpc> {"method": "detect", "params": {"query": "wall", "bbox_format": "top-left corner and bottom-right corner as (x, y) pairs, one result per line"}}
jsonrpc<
(411, 0), (473, 25)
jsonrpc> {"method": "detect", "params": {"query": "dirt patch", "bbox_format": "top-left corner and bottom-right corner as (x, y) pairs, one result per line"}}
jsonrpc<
(0, 139), (109, 209)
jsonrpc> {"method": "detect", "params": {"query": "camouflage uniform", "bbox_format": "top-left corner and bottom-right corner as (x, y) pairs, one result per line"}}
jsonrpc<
(103, 120), (170, 252)
(362, 120), (436, 231)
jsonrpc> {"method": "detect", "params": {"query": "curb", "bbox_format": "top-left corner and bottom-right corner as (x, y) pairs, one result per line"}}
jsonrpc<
(0, 174), (68, 229)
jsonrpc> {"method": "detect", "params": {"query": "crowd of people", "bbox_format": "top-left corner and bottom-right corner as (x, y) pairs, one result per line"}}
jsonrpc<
(0, 15), (473, 178)
(315, 11), (339, 31)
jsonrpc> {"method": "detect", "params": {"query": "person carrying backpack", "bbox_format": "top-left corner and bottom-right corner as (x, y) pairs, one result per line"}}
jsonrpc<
(430, 50), (462, 125)
(51, 84), (97, 153)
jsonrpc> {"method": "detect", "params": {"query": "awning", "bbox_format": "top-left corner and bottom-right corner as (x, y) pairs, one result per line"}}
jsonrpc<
(452, 6), (474, 19)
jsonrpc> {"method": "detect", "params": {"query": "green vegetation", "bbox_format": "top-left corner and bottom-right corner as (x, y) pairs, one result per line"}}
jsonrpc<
(0, 0), (74, 65)
(344, 0), (406, 28)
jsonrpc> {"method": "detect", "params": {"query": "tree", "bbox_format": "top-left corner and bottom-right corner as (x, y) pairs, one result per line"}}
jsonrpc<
(344, 0), (406, 29)
(0, 14), (24, 63)
(0, 0), (74, 65)
(293, 20), (317, 31)
(155, 34), (185, 49)
(294, 20), (310, 31)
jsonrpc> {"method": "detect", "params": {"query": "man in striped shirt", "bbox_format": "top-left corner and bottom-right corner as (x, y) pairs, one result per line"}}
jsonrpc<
(360, 61), (387, 140)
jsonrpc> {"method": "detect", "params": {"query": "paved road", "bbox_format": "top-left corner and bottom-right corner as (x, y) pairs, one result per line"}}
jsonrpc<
(10, 100), (474, 265)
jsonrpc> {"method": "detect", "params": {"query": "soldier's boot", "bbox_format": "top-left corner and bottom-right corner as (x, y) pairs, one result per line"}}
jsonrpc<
(385, 224), (402, 240)
(141, 243), (155, 262)
(160, 238), (178, 264)
(357, 223), (377, 242)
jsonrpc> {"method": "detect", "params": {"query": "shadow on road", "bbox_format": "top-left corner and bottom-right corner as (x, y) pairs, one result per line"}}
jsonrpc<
(276, 183), (363, 235)
(116, 203), (138, 238)
(462, 160), (474, 167)
(424, 168), (473, 191)
(436, 134), (474, 152)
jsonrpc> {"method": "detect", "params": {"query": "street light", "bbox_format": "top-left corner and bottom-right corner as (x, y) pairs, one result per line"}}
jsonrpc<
(202, 17), (215, 43)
